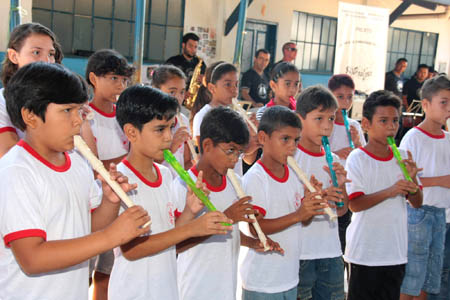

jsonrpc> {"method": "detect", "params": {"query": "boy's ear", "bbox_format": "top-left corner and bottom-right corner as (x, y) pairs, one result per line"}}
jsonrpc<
(296, 112), (305, 122)
(21, 108), (40, 129)
(88, 72), (98, 88)
(202, 137), (214, 153)
(7, 48), (20, 65)
(123, 123), (138, 142)
(257, 130), (267, 146)
(361, 117), (370, 132)
(421, 98), (431, 112)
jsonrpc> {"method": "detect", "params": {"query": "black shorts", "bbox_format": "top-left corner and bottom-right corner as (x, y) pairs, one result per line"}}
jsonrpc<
(347, 263), (406, 300)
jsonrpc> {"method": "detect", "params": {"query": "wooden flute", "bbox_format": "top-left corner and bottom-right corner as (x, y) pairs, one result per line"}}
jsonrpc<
(231, 98), (258, 134)
(286, 156), (337, 221)
(74, 135), (151, 227)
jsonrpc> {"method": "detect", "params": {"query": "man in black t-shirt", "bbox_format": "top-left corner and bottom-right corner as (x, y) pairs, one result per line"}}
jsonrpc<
(385, 58), (408, 97)
(240, 49), (271, 107)
(165, 33), (207, 87)
(403, 64), (429, 109)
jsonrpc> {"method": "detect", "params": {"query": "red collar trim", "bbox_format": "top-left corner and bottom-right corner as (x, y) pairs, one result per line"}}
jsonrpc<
(415, 126), (445, 139)
(334, 121), (345, 126)
(297, 143), (325, 157)
(190, 165), (226, 192)
(266, 97), (296, 110)
(89, 103), (116, 118)
(257, 160), (289, 183)
(360, 146), (393, 161)
(122, 159), (162, 187)
(18, 140), (71, 172)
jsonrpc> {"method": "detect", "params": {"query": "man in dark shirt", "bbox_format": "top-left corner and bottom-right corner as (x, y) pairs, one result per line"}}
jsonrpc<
(385, 58), (408, 97)
(165, 33), (206, 87)
(240, 49), (271, 107)
(403, 64), (429, 109)
(269, 42), (298, 75)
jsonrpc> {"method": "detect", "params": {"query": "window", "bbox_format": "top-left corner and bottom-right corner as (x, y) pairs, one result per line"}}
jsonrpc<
(386, 27), (438, 79)
(291, 11), (337, 74)
(32, 0), (185, 62)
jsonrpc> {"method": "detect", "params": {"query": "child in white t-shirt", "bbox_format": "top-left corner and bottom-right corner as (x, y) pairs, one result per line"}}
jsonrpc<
(295, 85), (348, 300)
(399, 75), (450, 300)
(241, 106), (328, 300)
(174, 106), (281, 300)
(108, 85), (232, 300)
(151, 65), (194, 175)
(0, 23), (63, 157)
(0, 62), (149, 300)
(345, 90), (422, 300)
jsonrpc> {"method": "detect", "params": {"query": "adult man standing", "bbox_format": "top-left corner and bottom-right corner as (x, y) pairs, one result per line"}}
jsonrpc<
(385, 58), (408, 97)
(165, 33), (206, 86)
(240, 49), (271, 107)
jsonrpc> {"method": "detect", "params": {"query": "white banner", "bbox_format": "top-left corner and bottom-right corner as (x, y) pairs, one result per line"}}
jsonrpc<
(334, 2), (389, 95)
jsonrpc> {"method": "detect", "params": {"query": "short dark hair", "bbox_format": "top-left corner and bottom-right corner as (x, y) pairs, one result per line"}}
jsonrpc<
(362, 90), (401, 122)
(182, 33), (200, 44)
(259, 106), (301, 136)
(151, 65), (186, 89)
(296, 85), (338, 119)
(5, 62), (88, 131)
(199, 106), (249, 153)
(420, 75), (450, 101)
(116, 85), (179, 131)
(395, 58), (408, 65)
(418, 64), (429, 71)
(255, 49), (269, 58)
(328, 74), (355, 91)
(85, 49), (135, 86)
(270, 62), (300, 82)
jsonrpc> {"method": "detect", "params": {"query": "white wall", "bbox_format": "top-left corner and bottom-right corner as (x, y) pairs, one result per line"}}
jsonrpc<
(0, 0), (33, 51)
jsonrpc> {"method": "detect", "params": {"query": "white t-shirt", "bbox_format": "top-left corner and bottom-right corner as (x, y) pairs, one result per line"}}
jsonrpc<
(329, 119), (366, 165)
(163, 113), (190, 178)
(108, 160), (179, 300)
(89, 103), (129, 160)
(173, 166), (241, 300)
(0, 88), (24, 139)
(344, 147), (409, 266)
(293, 144), (342, 260)
(240, 161), (302, 294)
(0, 140), (102, 300)
(400, 127), (450, 211)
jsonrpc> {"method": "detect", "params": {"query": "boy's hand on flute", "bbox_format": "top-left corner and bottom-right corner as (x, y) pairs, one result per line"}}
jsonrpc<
(388, 179), (419, 197)
(401, 150), (423, 181)
(335, 147), (352, 160)
(185, 171), (208, 216)
(98, 163), (138, 204)
(105, 206), (151, 246)
(350, 125), (362, 147)
(249, 236), (285, 254)
(296, 191), (328, 221)
(189, 211), (233, 237)
(224, 197), (258, 223)
(170, 126), (190, 153)
(323, 186), (345, 209)
(323, 162), (351, 187)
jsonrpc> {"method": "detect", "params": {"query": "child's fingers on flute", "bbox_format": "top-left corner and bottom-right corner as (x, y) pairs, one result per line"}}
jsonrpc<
(109, 206), (151, 245)
(192, 211), (233, 236)
(195, 171), (210, 197)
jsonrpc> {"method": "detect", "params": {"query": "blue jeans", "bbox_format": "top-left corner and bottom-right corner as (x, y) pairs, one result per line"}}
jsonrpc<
(401, 205), (446, 296)
(298, 257), (345, 300)
(242, 286), (297, 300)
(429, 223), (450, 300)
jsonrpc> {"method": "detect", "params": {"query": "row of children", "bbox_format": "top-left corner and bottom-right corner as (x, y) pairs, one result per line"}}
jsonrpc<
(0, 22), (449, 300)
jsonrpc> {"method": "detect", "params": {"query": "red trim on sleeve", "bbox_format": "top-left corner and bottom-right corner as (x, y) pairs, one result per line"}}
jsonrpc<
(90, 208), (97, 213)
(122, 159), (162, 187)
(348, 191), (364, 200)
(0, 127), (17, 134)
(18, 140), (71, 172)
(190, 165), (226, 192)
(257, 160), (289, 183)
(297, 144), (325, 157)
(4, 229), (47, 247)
(89, 103), (116, 118)
(414, 126), (445, 139)
(334, 121), (345, 126)
(252, 205), (266, 217)
(174, 209), (182, 218)
(419, 185), (423, 191)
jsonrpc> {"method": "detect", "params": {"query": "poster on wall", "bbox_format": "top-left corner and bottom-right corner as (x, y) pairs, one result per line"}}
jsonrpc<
(334, 2), (389, 95)
(188, 26), (217, 65)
